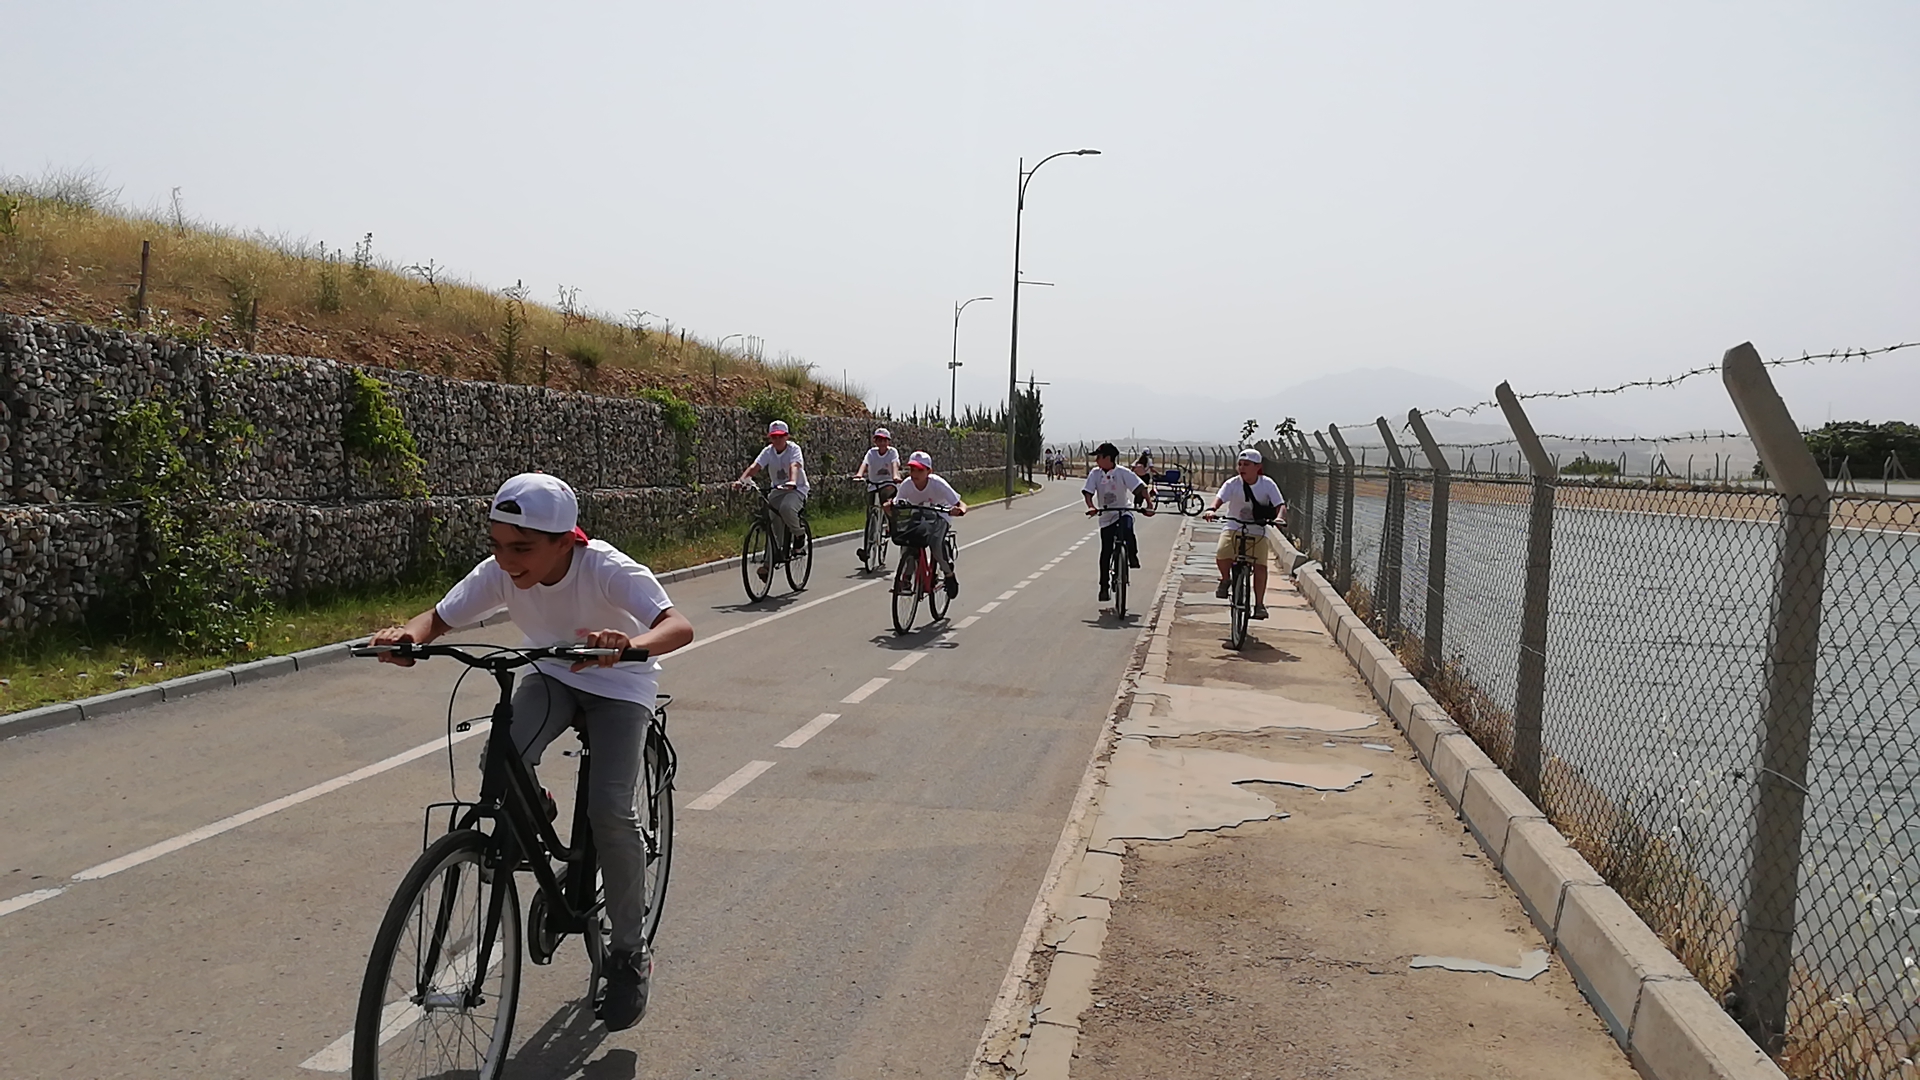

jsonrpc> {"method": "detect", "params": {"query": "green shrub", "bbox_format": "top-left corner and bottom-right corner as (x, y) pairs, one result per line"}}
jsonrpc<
(742, 386), (799, 435)
(344, 368), (428, 497)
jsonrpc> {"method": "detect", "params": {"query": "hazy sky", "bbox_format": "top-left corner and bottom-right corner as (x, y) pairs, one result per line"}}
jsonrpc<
(9, 1), (1917, 440)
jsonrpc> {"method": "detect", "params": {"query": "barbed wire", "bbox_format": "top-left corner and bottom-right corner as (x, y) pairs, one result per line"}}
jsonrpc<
(1311, 341), (1917, 434)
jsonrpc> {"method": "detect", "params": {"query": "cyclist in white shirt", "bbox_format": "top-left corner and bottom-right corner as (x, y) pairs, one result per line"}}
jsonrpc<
(735, 420), (809, 561)
(1202, 447), (1287, 620)
(853, 427), (902, 565)
(1083, 442), (1150, 603)
(886, 450), (966, 597)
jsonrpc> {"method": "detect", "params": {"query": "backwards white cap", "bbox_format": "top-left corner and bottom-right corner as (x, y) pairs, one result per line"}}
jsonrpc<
(1238, 447), (1263, 464)
(907, 450), (933, 469)
(490, 473), (579, 533)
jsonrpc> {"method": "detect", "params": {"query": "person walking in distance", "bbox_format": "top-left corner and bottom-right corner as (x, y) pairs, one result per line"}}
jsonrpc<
(1083, 442), (1148, 603)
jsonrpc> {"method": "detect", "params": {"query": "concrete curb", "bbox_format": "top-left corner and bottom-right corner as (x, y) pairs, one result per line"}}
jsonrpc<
(0, 523), (871, 743)
(1279, 537), (1786, 1080)
(967, 518), (1189, 1080)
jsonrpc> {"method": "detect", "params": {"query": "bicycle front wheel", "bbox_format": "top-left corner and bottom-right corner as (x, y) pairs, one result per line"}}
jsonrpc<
(742, 520), (774, 602)
(1181, 490), (1204, 516)
(891, 552), (920, 633)
(1227, 562), (1252, 650)
(641, 725), (675, 945)
(353, 829), (521, 1080)
(1112, 546), (1129, 619)
(862, 506), (882, 571)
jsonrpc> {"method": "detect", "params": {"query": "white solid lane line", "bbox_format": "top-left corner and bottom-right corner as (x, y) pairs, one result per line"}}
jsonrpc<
(686, 760), (777, 811)
(8, 498), (1090, 921)
(888, 652), (927, 672)
(0, 888), (64, 917)
(840, 677), (890, 704)
(777, 713), (842, 749)
(72, 722), (493, 884)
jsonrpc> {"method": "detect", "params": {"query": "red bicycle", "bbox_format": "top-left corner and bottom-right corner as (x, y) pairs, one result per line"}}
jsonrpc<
(890, 505), (957, 633)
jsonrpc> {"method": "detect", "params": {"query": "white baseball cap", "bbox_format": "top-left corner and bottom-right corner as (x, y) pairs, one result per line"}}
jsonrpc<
(490, 473), (579, 534)
(907, 450), (933, 470)
(1238, 447), (1263, 464)
(767, 420), (790, 435)
(873, 427), (892, 440)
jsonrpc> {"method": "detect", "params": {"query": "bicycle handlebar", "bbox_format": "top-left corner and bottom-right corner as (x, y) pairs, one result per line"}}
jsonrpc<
(350, 642), (651, 667)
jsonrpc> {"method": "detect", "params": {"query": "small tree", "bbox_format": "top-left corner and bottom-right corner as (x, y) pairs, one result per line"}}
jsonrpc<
(1015, 386), (1044, 480)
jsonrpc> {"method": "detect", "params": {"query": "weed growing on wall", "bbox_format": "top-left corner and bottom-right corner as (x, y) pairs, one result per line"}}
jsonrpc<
(102, 397), (270, 655)
(344, 369), (428, 497)
(639, 387), (699, 484)
(315, 242), (343, 313)
(496, 280), (528, 383)
(743, 385), (801, 436)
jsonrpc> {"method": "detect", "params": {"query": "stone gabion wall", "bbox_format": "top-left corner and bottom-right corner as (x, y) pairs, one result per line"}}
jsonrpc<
(0, 315), (1006, 639)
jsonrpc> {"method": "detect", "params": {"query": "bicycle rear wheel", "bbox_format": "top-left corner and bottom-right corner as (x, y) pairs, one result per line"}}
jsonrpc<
(1227, 562), (1252, 649)
(742, 520), (774, 602)
(354, 829), (521, 1080)
(1181, 490), (1204, 516)
(927, 540), (953, 622)
(891, 551), (920, 633)
(785, 521), (814, 592)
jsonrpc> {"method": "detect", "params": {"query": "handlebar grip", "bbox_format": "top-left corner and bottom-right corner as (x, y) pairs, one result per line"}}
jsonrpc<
(621, 648), (650, 663)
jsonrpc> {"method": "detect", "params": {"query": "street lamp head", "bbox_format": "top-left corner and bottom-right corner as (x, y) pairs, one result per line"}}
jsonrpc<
(1075, 149), (1101, 155)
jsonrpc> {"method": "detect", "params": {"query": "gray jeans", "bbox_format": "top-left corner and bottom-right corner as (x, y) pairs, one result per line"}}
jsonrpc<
(509, 673), (656, 954)
(768, 488), (807, 549)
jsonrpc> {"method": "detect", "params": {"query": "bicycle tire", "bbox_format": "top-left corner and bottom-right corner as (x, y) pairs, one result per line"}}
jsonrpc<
(640, 726), (674, 945)
(1111, 544), (1129, 619)
(1227, 562), (1251, 649)
(742, 520), (773, 602)
(927, 539), (953, 622)
(891, 551), (920, 633)
(1181, 491), (1204, 516)
(785, 522), (813, 592)
(353, 829), (521, 1080)
(862, 505), (882, 571)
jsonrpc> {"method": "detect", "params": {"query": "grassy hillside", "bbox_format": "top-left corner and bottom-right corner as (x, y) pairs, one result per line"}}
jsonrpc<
(0, 169), (868, 412)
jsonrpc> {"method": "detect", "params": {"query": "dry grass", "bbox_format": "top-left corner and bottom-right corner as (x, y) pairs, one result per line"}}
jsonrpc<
(0, 171), (866, 411)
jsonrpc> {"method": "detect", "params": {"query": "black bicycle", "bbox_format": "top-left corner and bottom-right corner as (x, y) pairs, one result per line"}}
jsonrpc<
(890, 504), (958, 634)
(347, 642), (676, 1080)
(741, 483), (813, 602)
(857, 478), (897, 574)
(1091, 504), (1153, 619)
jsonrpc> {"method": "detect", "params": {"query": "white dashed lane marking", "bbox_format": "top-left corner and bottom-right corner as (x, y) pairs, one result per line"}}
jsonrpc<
(777, 713), (842, 749)
(686, 760), (777, 811)
(997, 591), (1018, 601)
(977, 603), (1000, 613)
(889, 652), (927, 672)
(840, 677), (891, 704)
(953, 616), (981, 629)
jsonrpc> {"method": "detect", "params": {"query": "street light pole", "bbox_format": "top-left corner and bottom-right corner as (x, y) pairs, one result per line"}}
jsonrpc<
(950, 296), (992, 424)
(1005, 148), (1100, 500)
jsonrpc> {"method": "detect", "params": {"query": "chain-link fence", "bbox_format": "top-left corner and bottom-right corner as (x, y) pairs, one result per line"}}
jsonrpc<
(1270, 440), (1920, 1079)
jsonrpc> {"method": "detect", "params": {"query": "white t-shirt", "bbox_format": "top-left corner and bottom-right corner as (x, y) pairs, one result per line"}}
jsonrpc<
(436, 540), (674, 705)
(894, 473), (961, 515)
(1083, 466), (1146, 528)
(1215, 475), (1286, 534)
(859, 446), (901, 483)
(754, 443), (809, 496)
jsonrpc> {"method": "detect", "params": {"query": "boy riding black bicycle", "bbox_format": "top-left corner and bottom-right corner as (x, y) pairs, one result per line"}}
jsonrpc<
(1082, 442), (1148, 603)
(369, 472), (695, 1032)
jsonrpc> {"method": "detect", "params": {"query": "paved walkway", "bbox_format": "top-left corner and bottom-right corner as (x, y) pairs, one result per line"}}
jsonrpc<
(1020, 521), (1637, 1079)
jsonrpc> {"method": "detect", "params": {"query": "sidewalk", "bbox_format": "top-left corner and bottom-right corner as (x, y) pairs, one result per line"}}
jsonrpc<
(1026, 521), (1637, 1079)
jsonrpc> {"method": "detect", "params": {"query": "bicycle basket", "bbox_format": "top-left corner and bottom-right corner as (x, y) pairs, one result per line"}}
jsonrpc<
(892, 508), (942, 547)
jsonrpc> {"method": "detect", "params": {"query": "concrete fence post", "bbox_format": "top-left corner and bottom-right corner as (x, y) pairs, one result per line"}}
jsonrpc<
(1287, 431), (1316, 559)
(1495, 382), (1557, 803)
(1723, 341), (1830, 1055)
(1326, 426), (1357, 597)
(1312, 430), (1338, 571)
(1407, 410), (1451, 678)
(1374, 416), (1408, 638)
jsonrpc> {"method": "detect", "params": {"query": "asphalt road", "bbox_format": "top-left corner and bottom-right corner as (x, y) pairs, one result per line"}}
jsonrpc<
(0, 481), (1177, 1079)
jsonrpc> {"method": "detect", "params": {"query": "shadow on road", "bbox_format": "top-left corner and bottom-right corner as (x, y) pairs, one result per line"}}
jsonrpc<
(1217, 638), (1300, 663)
(868, 627), (958, 650)
(508, 998), (634, 1079)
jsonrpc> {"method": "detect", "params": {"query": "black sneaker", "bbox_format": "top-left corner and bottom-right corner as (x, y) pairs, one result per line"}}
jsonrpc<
(1099, 587), (1111, 602)
(944, 576), (960, 599)
(600, 946), (653, 1031)
(1214, 581), (1230, 599)
(856, 547), (868, 563)
(1253, 605), (1269, 620)
(1128, 554), (1141, 569)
